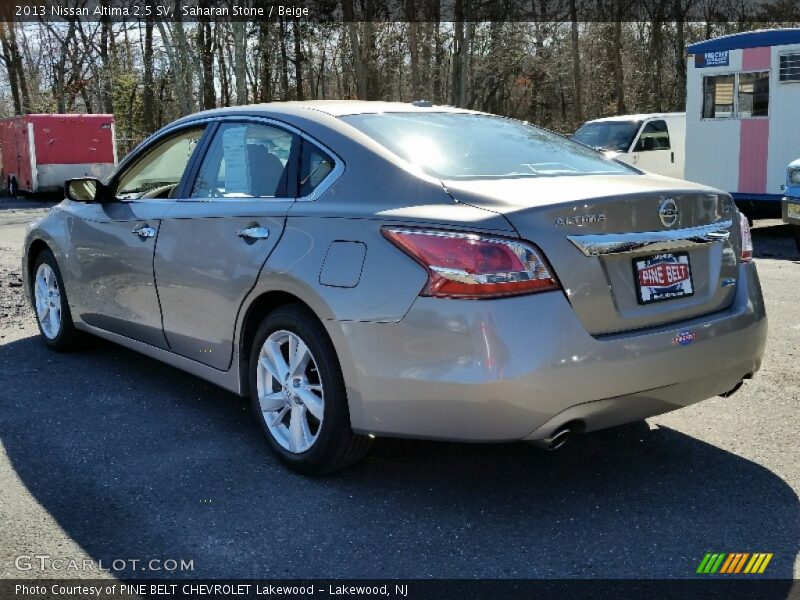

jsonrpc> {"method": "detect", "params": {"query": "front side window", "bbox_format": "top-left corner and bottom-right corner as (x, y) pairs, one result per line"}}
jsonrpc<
(738, 71), (769, 117)
(116, 126), (205, 199)
(703, 75), (735, 118)
(572, 120), (641, 152)
(634, 120), (670, 151)
(191, 122), (295, 199)
(343, 113), (634, 180)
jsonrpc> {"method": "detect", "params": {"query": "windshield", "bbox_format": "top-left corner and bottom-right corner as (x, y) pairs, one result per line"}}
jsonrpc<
(572, 120), (641, 152)
(341, 113), (635, 180)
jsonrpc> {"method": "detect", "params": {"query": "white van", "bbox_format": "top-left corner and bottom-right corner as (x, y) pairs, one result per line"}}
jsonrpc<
(573, 113), (686, 179)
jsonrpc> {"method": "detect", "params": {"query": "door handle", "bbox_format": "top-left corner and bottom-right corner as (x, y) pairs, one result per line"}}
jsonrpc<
(237, 226), (270, 241)
(671, 151), (675, 163)
(132, 224), (156, 238)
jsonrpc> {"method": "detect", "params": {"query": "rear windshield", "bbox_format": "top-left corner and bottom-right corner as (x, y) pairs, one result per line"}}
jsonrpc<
(573, 120), (641, 152)
(341, 112), (635, 181)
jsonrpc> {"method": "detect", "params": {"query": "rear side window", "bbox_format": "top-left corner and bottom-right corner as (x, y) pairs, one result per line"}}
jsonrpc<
(299, 139), (335, 197)
(634, 120), (670, 151)
(342, 113), (633, 180)
(191, 122), (296, 199)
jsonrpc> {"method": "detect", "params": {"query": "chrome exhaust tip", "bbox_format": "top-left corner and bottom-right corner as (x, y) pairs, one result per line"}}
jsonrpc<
(546, 427), (573, 451)
(531, 426), (573, 451)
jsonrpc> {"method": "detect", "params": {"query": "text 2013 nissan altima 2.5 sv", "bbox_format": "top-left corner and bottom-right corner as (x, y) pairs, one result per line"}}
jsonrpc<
(22, 101), (767, 473)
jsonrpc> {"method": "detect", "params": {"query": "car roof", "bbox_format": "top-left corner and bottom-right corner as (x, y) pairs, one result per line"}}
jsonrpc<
(582, 113), (685, 124)
(280, 100), (478, 117)
(174, 101), (479, 126)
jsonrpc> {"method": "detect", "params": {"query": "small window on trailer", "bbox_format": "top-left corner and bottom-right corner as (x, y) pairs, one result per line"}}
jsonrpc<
(703, 74), (735, 118)
(702, 71), (769, 118)
(738, 72), (769, 117)
(779, 52), (800, 82)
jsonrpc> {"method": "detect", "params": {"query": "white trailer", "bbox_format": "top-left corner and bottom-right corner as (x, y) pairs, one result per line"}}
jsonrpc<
(685, 28), (800, 218)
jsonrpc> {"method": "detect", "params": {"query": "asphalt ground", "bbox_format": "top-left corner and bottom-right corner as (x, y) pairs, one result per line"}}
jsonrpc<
(0, 197), (798, 581)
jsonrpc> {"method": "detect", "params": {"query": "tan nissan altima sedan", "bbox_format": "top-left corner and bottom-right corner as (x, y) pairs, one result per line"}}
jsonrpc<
(22, 101), (767, 473)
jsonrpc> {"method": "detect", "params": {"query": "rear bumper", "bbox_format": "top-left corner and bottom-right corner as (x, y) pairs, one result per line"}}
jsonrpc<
(328, 262), (767, 442)
(783, 196), (800, 226)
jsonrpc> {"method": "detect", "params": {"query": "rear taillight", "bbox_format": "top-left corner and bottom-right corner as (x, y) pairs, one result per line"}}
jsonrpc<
(739, 212), (753, 262)
(382, 227), (560, 299)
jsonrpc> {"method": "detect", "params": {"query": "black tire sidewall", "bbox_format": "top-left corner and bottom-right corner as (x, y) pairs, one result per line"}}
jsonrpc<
(249, 305), (350, 472)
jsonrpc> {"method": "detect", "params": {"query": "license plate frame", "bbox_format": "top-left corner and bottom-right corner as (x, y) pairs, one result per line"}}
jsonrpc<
(787, 201), (800, 220)
(633, 252), (694, 305)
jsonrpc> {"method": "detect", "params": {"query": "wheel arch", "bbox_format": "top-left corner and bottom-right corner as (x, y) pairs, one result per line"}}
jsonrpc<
(25, 237), (54, 300)
(237, 290), (323, 396)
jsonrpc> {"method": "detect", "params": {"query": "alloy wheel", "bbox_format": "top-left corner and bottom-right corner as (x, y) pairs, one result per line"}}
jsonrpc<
(34, 263), (62, 339)
(256, 330), (325, 454)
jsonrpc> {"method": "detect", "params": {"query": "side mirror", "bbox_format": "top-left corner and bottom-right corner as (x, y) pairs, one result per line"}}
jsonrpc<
(65, 178), (108, 203)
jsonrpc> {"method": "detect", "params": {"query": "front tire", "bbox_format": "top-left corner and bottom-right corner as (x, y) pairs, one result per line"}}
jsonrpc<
(249, 304), (371, 475)
(31, 250), (82, 351)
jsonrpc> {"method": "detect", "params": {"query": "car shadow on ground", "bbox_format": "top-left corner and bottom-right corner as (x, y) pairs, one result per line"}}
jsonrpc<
(752, 222), (799, 261)
(0, 334), (797, 583)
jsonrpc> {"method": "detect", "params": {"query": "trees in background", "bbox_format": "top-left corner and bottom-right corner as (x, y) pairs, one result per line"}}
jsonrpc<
(0, 12), (796, 154)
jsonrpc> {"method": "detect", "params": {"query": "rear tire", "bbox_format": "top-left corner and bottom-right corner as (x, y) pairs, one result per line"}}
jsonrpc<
(249, 304), (371, 475)
(31, 249), (83, 351)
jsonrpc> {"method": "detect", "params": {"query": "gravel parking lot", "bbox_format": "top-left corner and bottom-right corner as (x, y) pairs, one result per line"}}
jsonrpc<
(0, 197), (798, 580)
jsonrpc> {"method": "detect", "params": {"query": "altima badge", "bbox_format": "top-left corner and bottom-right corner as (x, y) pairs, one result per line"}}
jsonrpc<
(554, 214), (606, 226)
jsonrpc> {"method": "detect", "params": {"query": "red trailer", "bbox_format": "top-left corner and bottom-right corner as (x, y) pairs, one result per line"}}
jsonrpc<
(0, 114), (117, 196)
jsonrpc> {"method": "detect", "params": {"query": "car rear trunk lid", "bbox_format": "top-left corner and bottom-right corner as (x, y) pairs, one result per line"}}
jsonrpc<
(444, 174), (742, 335)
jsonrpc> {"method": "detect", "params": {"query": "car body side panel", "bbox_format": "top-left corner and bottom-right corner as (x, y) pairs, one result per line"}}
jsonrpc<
(154, 200), (291, 370)
(60, 199), (170, 348)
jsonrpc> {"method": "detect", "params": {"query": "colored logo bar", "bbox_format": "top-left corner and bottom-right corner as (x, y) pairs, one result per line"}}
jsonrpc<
(697, 552), (773, 574)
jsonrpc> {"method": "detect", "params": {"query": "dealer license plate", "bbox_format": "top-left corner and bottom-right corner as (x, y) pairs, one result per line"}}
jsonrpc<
(634, 252), (694, 305)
